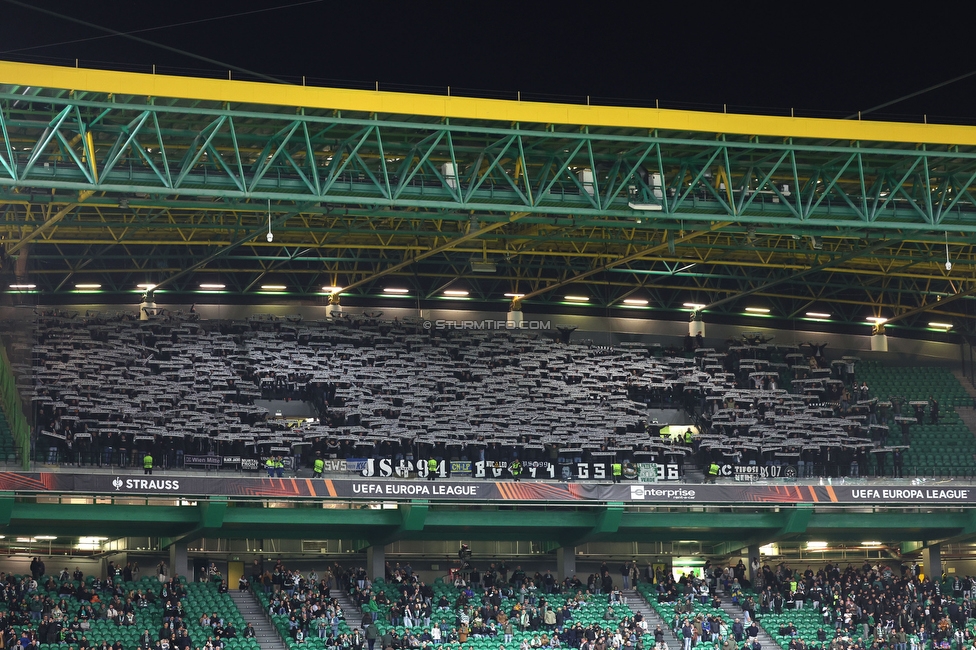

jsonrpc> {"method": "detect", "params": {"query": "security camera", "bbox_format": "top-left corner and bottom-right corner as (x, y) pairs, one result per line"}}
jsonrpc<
(266, 231), (274, 243)
(945, 260), (952, 271)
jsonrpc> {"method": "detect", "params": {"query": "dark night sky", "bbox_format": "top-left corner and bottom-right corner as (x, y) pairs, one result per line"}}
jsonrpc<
(3, 0), (976, 124)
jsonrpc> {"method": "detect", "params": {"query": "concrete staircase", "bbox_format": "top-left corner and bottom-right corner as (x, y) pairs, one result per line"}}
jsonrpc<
(229, 589), (288, 650)
(952, 369), (976, 400)
(716, 597), (778, 650)
(948, 370), (976, 447)
(958, 407), (976, 438)
(683, 468), (707, 484)
(623, 588), (682, 650)
(333, 586), (363, 630)
(713, 583), (779, 649)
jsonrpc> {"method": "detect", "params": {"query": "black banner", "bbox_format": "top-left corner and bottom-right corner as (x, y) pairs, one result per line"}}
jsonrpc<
(184, 455), (222, 468)
(717, 465), (796, 480)
(365, 459), (606, 481)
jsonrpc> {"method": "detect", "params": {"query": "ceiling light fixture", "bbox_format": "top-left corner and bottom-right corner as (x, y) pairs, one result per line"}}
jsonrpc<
(866, 316), (887, 323)
(266, 199), (274, 243)
(9, 284), (36, 289)
(504, 293), (525, 298)
(929, 322), (952, 329)
(623, 298), (649, 305)
(260, 285), (286, 291)
(199, 283), (226, 290)
(564, 295), (589, 302)
(470, 260), (497, 273)
(805, 312), (831, 319)
(75, 284), (102, 289)
(628, 201), (663, 211)
(683, 302), (706, 309)
(384, 288), (409, 294)
(322, 286), (343, 293)
(136, 283), (156, 290)
(745, 307), (770, 313)
(443, 290), (469, 296)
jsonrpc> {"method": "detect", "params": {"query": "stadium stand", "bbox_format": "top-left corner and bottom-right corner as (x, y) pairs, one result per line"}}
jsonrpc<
(252, 561), (648, 650)
(9, 311), (975, 477)
(854, 362), (975, 477)
(14, 312), (697, 470)
(640, 561), (976, 650)
(0, 564), (252, 650)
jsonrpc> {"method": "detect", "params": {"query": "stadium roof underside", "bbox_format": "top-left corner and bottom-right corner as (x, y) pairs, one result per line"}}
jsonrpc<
(0, 497), (976, 555)
(1, 61), (975, 332)
(4, 498), (976, 556)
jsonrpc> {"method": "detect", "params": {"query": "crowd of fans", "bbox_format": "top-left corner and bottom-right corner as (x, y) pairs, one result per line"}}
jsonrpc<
(654, 559), (976, 650)
(16, 311), (727, 472)
(250, 559), (655, 650)
(1, 552), (974, 650)
(246, 556), (976, 650)
(11, 310), (962, 479)
(0, 559), (255, 650)
(688, 339), (935, 478)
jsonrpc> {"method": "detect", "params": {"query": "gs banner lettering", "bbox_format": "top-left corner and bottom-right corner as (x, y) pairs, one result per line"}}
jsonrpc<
(574, 462), (610, 480)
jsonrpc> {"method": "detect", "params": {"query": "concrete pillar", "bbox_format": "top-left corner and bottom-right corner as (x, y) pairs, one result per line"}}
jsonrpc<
(747, 544), (762, 588)
(366, 545), (386, 582)
(168, 541), (189, 581)
(923, 544), (942, 580)
(557, 546), (576, 580)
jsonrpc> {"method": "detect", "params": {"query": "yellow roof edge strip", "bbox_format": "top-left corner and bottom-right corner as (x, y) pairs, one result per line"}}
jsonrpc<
(4, 59), (976, 146)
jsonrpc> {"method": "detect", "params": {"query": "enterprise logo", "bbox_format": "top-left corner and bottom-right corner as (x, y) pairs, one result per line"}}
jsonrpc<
(631, 486), (696, 500)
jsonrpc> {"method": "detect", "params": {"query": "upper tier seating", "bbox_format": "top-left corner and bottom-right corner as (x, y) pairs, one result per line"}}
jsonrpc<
(5, 311), (973, 476)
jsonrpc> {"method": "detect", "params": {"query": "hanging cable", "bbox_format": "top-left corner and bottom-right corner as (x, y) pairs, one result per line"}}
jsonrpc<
(2, 0), (287, 84)
(0, 0), (326, 55)
(848, 69), (976, 120)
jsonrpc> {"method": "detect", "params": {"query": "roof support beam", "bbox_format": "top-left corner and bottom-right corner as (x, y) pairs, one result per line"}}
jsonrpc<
(519, 221), (732, 302)
(711, 504), (812, 556)
(5, 190), (94, 256)
(880, 283), (976, 329)
(372, 499), (429, 546)
(703, 238), (897, 312)
(567, 503), (623, 547)
(160, 496), (227, 549)
(336, 212), (528, 295)
(913, 510), (976, 551)
(150, 206), (306, 293)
